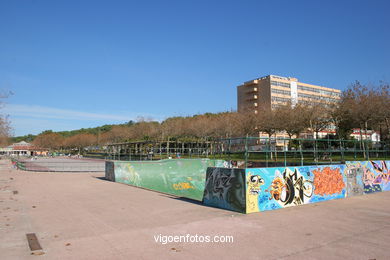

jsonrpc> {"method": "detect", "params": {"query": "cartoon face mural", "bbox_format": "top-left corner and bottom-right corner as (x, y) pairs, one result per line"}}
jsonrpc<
(246, 173), (265, 213)
(371, 161), (390, 187)
(362, 166), (378, 192)
(268, 168), (313, 207)
(248, 175), (265, 195)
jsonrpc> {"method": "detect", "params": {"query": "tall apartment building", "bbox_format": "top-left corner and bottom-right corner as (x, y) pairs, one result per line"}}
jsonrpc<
(237, 75), (341, 113)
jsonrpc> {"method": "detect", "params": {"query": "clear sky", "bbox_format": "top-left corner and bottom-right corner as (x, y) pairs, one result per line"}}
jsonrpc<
(1, 0), (389, 136)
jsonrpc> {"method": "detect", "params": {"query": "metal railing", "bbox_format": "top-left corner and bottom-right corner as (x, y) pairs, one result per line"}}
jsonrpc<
(90, 137), (390, 167)
(214, 137), (389, 167)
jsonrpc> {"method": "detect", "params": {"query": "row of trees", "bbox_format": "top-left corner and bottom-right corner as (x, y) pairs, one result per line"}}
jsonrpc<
(13, 81), (390, 151)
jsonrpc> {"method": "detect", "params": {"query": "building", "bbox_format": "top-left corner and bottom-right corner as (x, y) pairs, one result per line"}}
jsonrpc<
(350, 129), (380, 142)
(0, 141), (48, 156)
(237, 75), (341, 113)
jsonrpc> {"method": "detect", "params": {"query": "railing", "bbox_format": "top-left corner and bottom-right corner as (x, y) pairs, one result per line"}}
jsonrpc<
(214, 137), (389, 167)
(96, 137), (390, 167)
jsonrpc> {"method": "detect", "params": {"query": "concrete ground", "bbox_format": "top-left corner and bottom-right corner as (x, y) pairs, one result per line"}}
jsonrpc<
(0, 159), (389, 260)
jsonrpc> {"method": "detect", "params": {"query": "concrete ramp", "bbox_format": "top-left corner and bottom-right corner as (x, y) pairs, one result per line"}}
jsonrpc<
(105, 159), (226, 201)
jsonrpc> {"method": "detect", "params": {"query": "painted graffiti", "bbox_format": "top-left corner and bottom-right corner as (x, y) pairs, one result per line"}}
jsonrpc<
(346, 161), (390, 194)
(203, 168), (246, 213)
(111, 159), (226, 201)
(344, 165), (364, 196)
(362, 164), (382, 193)
(313, 167), (345, 195)
(173, 182), (194, 190)
(246, 173), (265, 213)
(245, 165), (346, 213)
(267, 168), (313, 207)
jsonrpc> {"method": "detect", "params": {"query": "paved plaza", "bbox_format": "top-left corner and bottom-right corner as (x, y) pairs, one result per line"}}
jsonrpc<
(0, 159), (389, 259)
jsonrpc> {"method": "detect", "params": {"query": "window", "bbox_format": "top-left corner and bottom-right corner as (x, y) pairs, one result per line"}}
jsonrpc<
(271, 81), (290, 88)
(271, 96), (291, 103)
(298, 85), (340, 97)
(271, 88), (290, 95)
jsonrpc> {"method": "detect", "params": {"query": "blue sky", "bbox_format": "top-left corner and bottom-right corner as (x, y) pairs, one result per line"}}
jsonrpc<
(0, 0), (389, 136)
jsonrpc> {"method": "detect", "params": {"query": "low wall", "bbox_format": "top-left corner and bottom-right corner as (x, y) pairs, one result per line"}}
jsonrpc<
(345, 160), (390, 194)
(203, 160), (389, 213)
(105, 159), (226, 201)
(203, 168), (246, 213)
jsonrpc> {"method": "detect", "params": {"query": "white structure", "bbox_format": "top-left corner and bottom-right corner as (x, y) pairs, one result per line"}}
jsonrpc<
(0, 141), (48, 156)
(350, 129), (380, 142)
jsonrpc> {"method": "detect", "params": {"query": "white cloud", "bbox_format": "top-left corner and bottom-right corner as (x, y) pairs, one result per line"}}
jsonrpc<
(3, 104), (132, 121)
(1, 104), (165, 136)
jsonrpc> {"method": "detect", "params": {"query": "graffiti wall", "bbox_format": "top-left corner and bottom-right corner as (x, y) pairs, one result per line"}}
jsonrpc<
(106, 160), (390, 213)
(105, 159), (226, 201)
(346, 161), (390, 194)
(246, 165), (347, 213)
(105, 161), (115, 181)
(203, 168), (246, 213)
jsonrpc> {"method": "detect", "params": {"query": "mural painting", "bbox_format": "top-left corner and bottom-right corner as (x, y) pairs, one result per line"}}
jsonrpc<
(246, 165), (346, 213)
(344, 163), (364, 196)
(346, 161), (390, 194)
(105, 161), (115, 181)
(203, 167), (246, 213)
(108, 159), (226, 201)
(106, 160), (389, 214)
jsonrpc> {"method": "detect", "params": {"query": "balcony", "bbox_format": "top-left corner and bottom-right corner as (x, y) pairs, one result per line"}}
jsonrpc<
(246, 87), (258, 94)
(247, 95), (258, 101)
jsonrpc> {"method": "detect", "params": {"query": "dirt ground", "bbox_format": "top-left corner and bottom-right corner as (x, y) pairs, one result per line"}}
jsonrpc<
(1, 159), (389, 260)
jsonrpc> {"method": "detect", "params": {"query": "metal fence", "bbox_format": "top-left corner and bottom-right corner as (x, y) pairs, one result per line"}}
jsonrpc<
(214, 137), (390, 167)
(91, 137), (390, 167)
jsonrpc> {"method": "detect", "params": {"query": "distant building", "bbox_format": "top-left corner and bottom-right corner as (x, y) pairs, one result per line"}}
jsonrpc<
(237, 74), (341, 113)
(0, 141), (48, 156)
(350, 129), (380, 142)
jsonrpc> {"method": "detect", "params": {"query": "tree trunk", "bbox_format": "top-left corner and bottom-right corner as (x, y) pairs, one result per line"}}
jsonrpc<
(268, 133), (273, 160)
(359, 127), (366, 159)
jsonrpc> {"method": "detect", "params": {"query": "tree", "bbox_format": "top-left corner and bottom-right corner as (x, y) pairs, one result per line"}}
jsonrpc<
(33, 132), (64, 150)
(63, 133), (97, 154)
(305, 102), (333, 139)
(274, 102), (309, 138)
(101, 125), (131, 144)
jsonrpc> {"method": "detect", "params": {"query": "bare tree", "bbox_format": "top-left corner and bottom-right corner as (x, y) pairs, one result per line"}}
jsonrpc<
(33, 131), (64, 150)
(63, 133), (96, 154)
(274, 102), (309, 138)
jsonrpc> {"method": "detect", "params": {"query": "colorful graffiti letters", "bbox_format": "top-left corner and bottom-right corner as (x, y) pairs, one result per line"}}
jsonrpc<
(269, 168), (313, 206)
(313, 167), (345, 196)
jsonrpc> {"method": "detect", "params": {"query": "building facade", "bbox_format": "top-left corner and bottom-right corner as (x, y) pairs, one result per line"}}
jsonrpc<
(237, 75), (341, 113)
(0, 141), (48, 156)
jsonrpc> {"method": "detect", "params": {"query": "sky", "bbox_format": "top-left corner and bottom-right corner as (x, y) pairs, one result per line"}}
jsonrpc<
(0, 0), (389, 136)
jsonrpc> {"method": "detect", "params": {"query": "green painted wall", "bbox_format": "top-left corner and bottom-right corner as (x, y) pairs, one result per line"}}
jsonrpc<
(106, 159), (226, 201)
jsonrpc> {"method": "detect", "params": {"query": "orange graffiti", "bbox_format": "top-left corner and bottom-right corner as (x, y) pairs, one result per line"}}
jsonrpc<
(173, 182), (194, 190)
(270, 177), (284, 200)
(313, 167), (345, 195)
